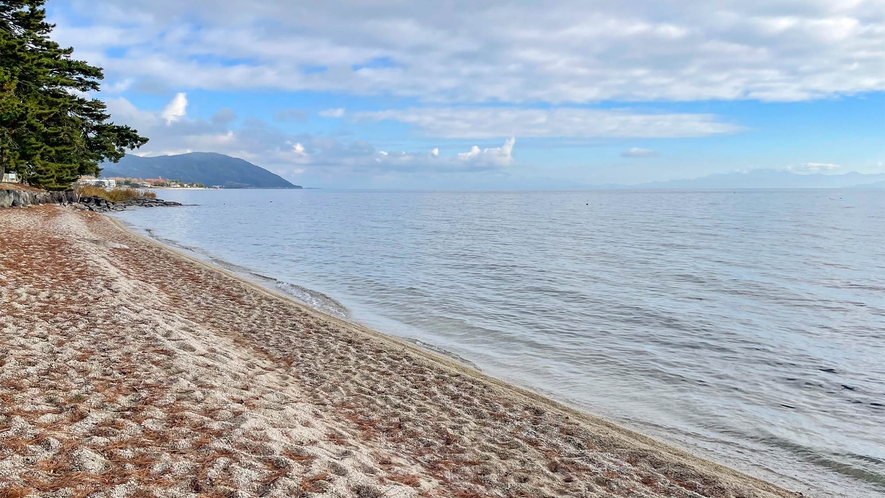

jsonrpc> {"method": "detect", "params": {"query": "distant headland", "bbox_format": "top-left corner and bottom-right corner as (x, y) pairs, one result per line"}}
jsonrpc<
(101, 152), (302, 189)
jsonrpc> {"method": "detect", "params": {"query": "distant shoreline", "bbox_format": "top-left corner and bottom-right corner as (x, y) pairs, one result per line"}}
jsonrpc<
(147, 187), (208, 190)
(145, 186), (304, 190)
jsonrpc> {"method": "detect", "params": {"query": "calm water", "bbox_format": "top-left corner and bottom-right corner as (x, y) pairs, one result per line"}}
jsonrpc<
(114, 189), (885, 498)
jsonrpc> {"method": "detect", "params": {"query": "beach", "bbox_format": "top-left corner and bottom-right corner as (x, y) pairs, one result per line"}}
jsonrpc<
(0, 205), (800, 498)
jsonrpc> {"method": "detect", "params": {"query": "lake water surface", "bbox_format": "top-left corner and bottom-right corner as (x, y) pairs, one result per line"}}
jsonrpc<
(114, 189), (885, 498)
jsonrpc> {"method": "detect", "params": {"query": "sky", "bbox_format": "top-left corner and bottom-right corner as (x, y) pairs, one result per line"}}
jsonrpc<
(48, 0), (885, 188)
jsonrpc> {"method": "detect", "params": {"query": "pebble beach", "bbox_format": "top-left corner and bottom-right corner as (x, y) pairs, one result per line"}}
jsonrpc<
(0, 205), (801, 498)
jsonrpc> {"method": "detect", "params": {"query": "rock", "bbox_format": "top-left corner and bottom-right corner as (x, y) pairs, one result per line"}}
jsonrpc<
(1, 188), (179, 211)
(11, 191), (29, 207)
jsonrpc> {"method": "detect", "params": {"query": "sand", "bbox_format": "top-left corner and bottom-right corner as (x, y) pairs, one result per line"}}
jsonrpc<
(0, 205), (801, 498)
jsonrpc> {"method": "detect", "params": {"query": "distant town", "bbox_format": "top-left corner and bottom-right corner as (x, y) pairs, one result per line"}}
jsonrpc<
(78, 176), (218, 190)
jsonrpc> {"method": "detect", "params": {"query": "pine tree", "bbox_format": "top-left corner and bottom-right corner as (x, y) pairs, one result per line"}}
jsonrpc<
(0, 0), (148, 190)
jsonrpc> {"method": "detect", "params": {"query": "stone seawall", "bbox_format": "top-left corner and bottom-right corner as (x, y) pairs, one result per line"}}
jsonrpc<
(0, 188), (181, 211)
(0, 189), (78, 208)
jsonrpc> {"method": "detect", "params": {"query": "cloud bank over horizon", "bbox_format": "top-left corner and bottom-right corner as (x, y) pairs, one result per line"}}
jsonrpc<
(51, 0), (884, 187)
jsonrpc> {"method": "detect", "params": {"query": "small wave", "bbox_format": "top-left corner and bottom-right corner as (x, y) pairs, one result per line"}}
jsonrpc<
(140, 227), (352, 322)
(739, 429), (885, 493)
(143, 229), (204, 255)
(275, 281), (350, 320)
(404, 339), (481, 371)
(208, 257), (267, 278)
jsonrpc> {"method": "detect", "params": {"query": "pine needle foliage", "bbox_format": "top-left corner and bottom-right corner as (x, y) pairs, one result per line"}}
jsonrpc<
(0, 0), (148, 189)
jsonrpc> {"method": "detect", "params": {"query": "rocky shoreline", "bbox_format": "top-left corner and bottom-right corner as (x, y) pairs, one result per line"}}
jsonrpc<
(75, 195), (182, 212)
(0, 186), (181, 211)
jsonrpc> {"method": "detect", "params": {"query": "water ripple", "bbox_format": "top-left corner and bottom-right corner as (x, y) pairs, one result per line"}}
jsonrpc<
(116, 189), (885, 498)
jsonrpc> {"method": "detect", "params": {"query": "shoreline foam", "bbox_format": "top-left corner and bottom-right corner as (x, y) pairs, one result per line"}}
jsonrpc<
(0, 205), (801, 497)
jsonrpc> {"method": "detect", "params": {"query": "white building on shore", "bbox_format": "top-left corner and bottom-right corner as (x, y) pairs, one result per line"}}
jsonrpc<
(78, 177), (116, 188)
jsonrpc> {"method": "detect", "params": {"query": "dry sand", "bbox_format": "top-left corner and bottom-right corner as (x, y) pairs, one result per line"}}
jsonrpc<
(0, 205), (801, 498)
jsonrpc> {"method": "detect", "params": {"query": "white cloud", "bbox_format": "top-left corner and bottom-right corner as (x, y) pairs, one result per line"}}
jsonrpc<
(161, 92), (188, 124)
(319, 108), (346, 118)
(805, 162), (841, 171)
(105, 96), (160, 127)
(106, 98), (519, 180)
(356, 108), (743, 139)
(788, 162), (842, 172)
(103, 78), (133, 94)
(621, 147), (659, 157)
(458, 146), (481, 160)
(291, 142), (307, 156)
(107, 96), (255, 157)
(50, 0), (885, 104)
(457, 137), (515, 167)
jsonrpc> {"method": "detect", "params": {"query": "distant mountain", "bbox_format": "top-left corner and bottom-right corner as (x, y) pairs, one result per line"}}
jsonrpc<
(854, 180), (885, 189)
(623, 170), (885, 189)
(101, 152), (300, 189)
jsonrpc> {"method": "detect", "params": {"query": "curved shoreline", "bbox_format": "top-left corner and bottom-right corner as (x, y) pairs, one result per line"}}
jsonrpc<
(118, 217), (482, 370)
(104, 213), (804, 496)
(1, 205), (802, 497)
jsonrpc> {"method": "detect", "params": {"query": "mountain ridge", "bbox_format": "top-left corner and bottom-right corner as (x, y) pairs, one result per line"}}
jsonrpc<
(101, 152), (301, 189)
(853, 179), (885, 189)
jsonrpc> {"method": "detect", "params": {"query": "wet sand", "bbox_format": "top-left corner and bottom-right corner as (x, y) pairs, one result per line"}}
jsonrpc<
(0, 205), (800, 497)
